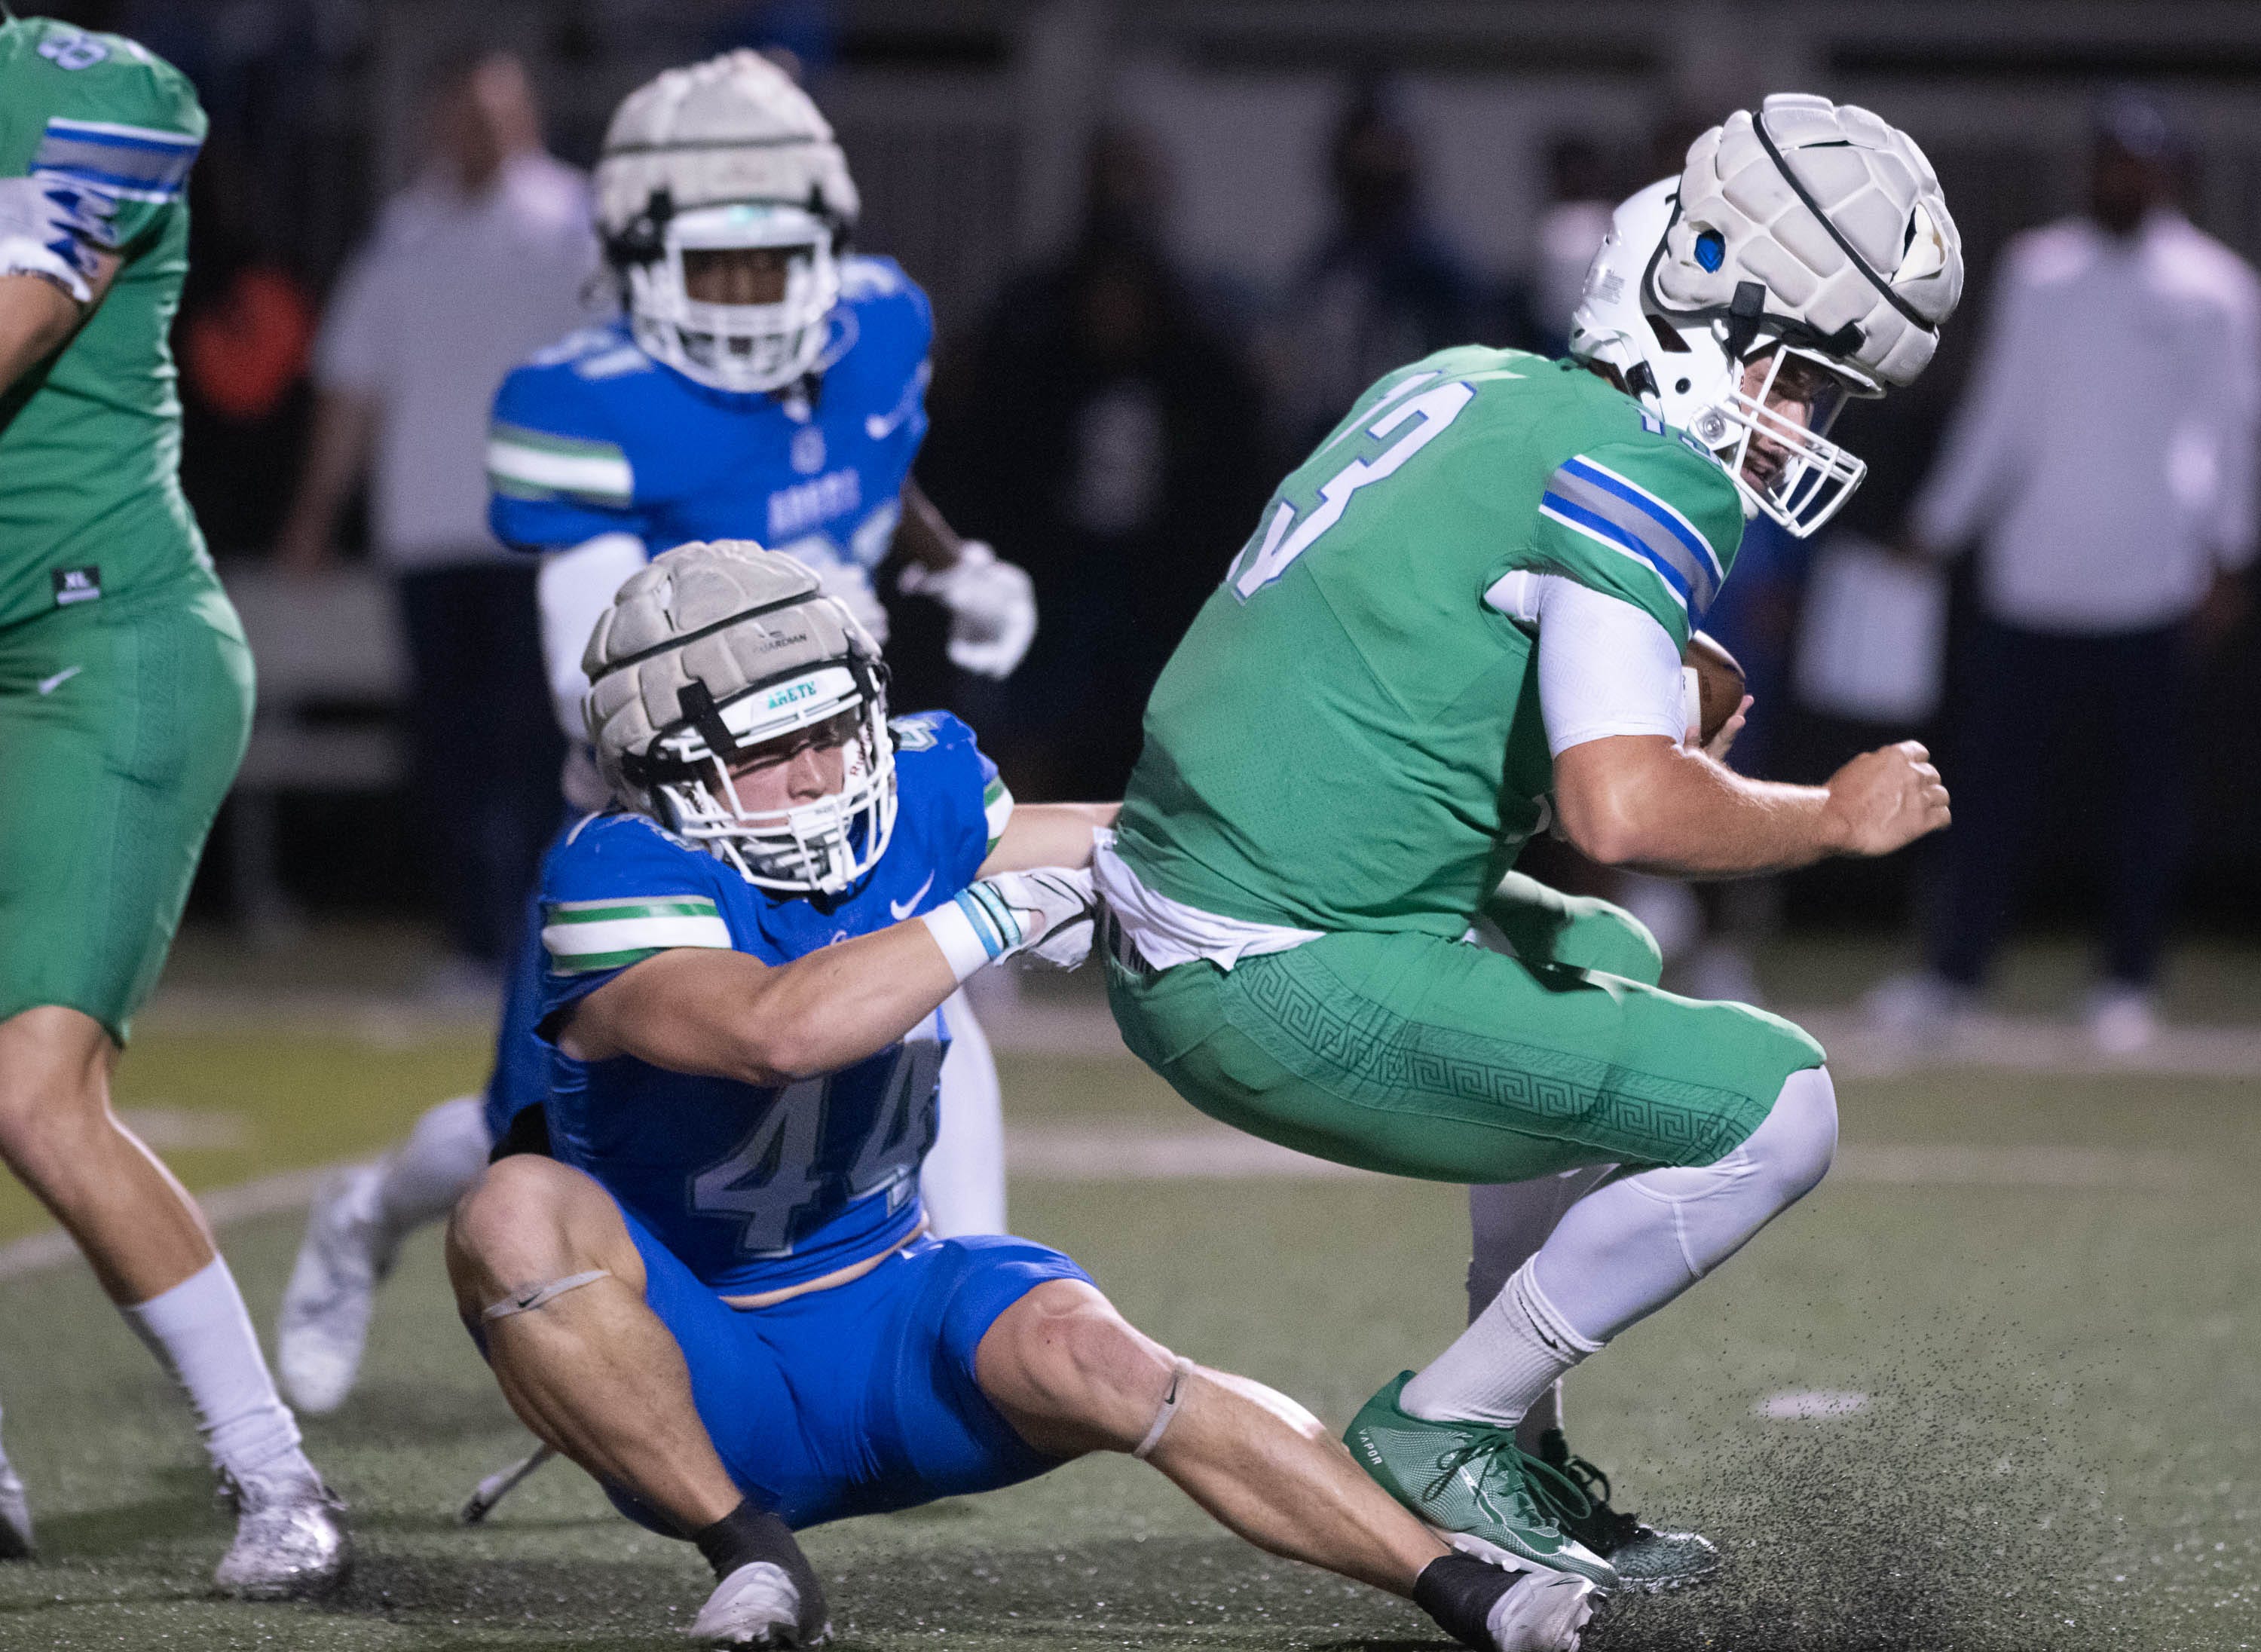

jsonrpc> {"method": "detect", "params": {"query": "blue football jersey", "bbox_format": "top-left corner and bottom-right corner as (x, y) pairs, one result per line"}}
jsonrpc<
(485, 256), (933, 581)
(534, 713), (1013, 1294)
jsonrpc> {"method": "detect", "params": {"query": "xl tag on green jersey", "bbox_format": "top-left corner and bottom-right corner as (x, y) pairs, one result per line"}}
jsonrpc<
(51, 567), (102, 606)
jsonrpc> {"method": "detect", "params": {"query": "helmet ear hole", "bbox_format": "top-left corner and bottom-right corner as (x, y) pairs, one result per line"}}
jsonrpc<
(1645, 312), (1692, 354)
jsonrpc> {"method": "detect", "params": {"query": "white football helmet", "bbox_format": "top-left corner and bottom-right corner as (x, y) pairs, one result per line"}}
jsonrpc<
(583, 541), (896, 894)
(595, 51), (860, 395)
(1568, 93), (1963, 537)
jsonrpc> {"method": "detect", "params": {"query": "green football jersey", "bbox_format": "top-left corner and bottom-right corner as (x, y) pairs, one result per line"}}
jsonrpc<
(1115, 347), (1747, 938)
(0, 17), (207, 629)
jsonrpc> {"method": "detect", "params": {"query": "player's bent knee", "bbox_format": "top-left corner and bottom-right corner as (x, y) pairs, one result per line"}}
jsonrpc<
(977, 1280), (1178, 1456)
(1748, 1065), (1837, 1207)
(445, 1155), (634, 1308)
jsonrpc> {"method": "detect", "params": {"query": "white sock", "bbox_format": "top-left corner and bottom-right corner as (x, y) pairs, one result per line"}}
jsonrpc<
(124, 1257), (309, 1484)
(1402, 1259), (1602, 1428)
(375, 1094), (494, 1241)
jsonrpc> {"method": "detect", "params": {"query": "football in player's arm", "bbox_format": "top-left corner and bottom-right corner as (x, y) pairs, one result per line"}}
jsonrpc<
(444, 542), (1597, 1651)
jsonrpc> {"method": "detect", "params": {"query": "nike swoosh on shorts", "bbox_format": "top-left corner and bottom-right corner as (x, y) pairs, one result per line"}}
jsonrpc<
(35, 665), (82, 696)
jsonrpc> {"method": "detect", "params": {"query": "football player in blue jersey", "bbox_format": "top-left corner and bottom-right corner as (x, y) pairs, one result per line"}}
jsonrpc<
(277, 52), (1036, 1415)
(442, 540), (1597, 1652)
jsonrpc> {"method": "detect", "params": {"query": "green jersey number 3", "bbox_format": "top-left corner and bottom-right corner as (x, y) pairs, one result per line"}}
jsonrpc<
(1229, 375), (1476, 601)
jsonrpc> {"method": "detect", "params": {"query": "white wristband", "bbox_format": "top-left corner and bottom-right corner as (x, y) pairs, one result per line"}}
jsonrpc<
(919, 886), (1024, 983)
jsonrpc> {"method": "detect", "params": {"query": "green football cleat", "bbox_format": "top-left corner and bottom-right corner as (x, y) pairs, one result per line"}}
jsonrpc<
(1345, 1374), (1620, 1592)
(1533, 1430), (1721, 1594)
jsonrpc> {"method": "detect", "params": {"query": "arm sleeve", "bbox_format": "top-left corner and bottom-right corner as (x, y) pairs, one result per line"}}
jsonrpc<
(1486, 571), (1690, 755)
(20, 39), (204, 250)
(486, 363), (645, 550)
(1911, 252), (2039, 552)
(538, 533), (647, 742)
(535, 819), (744, 1039)
(1524, 436), (1744, 647)
(2209, 265), (2261, 573)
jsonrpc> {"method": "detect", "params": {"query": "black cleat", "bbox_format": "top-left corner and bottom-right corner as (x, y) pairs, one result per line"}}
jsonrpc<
(1531, 1430), (1720, 1593)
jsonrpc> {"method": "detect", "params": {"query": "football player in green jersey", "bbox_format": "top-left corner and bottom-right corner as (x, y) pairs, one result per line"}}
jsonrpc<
(1097, 96), (1963, 1610)
(0, 15), (346, 1594)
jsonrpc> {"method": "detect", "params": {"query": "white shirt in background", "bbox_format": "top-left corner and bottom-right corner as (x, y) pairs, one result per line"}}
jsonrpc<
(315, 151), (598, 569)
(1911, 209), (2260, 634)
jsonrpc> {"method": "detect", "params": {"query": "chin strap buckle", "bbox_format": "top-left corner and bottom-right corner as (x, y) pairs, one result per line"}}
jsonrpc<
(1722, 280), (1767, 362)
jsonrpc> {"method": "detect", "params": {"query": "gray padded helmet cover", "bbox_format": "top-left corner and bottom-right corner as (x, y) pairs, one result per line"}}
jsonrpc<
(583, 540), (879, 809)
(1657, 93), (1964, 388)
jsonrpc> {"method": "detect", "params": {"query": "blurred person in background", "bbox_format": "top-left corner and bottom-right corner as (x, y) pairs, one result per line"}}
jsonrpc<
(928, 125), (1267, 799)
(273, 49), (594, 999)
(1867, 93), (2258, 1054)
(1274, 81), (1479, 454)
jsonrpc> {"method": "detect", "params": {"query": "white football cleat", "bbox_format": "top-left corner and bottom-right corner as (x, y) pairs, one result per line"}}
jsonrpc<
(1484, 1568), (1597, 1652)
(0, 1456), (33, 1560)
(213, 1466), (350, 1598)
(278, 1166), (391, 1415)
(688, 1559), (830, 1645)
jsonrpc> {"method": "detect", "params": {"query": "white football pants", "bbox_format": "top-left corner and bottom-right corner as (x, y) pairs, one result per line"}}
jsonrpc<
(919, 989), (1008, 1237)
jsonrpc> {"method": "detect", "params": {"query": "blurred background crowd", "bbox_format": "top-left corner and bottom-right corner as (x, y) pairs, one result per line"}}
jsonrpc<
(46, 0), (2261, 1042)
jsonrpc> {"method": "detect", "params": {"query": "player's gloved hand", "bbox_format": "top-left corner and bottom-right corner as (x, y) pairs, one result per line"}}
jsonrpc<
(0, 174), (117, 304)
(896, 542), (1036, 679)
(919, 867), (1096, 981)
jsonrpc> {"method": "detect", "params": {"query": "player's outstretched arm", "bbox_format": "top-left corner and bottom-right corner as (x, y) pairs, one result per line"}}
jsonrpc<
(557, 925), (959, 1082)
(558, 861), (1094, 1080)
(978, 802), (1118, 877)
(1553, 733), (1949, 878)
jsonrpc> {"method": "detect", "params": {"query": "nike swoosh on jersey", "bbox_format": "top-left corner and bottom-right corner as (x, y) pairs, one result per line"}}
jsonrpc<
(35, 665), (82, 696)
(890, 872), (937, 920)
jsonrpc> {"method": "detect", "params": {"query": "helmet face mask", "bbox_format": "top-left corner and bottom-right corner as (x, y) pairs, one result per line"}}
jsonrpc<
(643, 663), (896, 894)
(620, 202), (842, 396)
(594, 50), (860, 396)
(1686, 340), (1870, 537)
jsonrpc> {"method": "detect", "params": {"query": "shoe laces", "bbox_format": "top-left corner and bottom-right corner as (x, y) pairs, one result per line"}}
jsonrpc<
(1423, 1428), (1596, 1529)
(1540, 1439), (1644, 1549)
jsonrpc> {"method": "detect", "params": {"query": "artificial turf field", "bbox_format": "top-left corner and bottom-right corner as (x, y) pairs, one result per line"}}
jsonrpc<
(0, 947), (2253, 1650)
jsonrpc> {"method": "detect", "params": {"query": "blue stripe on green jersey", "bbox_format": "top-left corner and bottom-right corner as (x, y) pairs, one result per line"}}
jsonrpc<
(35, 118), (199, 200)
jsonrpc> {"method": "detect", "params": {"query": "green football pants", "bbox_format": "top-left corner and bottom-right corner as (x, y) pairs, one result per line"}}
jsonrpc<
(0, 568), (255, 1043)
(1105, 874), (1824, 1184)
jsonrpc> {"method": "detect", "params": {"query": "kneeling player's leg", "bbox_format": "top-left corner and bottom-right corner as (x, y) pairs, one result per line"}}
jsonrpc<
(975, 1278), (1440, 1592)
(445, 1156), (739, 1532)
(1405, 1066), (1837, 1430)
(973, 1280), (1594, 1647)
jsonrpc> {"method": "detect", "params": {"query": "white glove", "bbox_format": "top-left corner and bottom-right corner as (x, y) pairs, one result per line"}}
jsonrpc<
(896, 541), (1035, 679)
(919, 866), (1096, 980)
(0, 174), (116, 304)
